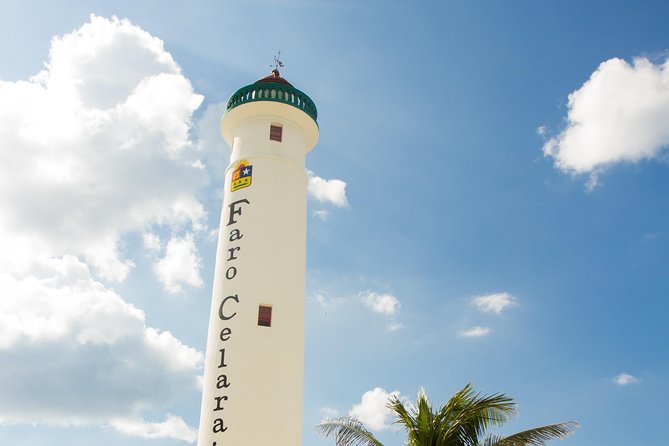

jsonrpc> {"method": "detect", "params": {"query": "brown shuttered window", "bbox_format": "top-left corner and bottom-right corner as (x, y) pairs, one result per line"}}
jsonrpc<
(258, 305), (272, 327)
(270, 124), (283, 142)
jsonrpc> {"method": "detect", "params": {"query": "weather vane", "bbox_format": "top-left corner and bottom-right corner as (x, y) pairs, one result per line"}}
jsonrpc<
(271, 51), (284, 71)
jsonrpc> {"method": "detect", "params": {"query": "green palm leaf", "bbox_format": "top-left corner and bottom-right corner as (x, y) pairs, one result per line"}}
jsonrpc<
(317, 416), (385, 446)
(437, 384), (515, 446)
(480, 422), (579, 446)
(388, 391), (421, 446)
(317, 385), (578, 446)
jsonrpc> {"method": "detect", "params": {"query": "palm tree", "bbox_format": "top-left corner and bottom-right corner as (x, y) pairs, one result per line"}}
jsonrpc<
(317, 384), (577, 446)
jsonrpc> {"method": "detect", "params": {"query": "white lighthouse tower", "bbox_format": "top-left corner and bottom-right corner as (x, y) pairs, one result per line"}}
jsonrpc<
(197, 68), (318, 446)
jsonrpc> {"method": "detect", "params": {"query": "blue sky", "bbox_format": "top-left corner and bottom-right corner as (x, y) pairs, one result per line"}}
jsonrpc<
(0, 1), (668, 446)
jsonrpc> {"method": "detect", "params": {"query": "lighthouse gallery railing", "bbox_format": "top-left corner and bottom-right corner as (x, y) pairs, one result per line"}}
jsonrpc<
(226, 82), (318, 123)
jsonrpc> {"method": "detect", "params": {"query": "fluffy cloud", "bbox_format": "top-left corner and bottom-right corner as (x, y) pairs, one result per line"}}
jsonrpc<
(143, 232), (162, 252)
(313, 209), (330, 220)
(362, 292), (401, 316)
(472, 292), (516, 314)
(543, 57), (669, 187)
(308, 171), (348, 207)
(312, 290), (401, 331)
(312, 292), (346, 309)
(349, 388), (401, 431)
(111, 415), (197, 442)
(0, 15), (205, 441)
(460, 326), (491, 337)
(361, 292), (402, 331)
(0, 14), (205, 282)
(0, 256), (202, 433)
(614, 373), (640, 386)
(154, 233), (204, 294)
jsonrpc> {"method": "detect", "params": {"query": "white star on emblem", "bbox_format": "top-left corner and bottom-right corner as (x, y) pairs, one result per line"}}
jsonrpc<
(242, 168), (250, 175)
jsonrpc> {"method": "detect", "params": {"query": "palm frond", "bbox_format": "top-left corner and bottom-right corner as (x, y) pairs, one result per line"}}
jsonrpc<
(389, 388), (439, 446)
(317, 417), (385, 446)
(479, 434), (505, 446)
(389, 394), (417, 431)
(484, 422), (579, 446)
(437, 384), (516, 446)
(317, 386), (578, 446)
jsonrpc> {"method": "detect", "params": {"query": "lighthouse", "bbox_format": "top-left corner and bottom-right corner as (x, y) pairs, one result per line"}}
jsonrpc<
(197, 68), (318, 446)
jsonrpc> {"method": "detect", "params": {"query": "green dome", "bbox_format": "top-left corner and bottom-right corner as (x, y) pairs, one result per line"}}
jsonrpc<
(226, 70), (318, 124)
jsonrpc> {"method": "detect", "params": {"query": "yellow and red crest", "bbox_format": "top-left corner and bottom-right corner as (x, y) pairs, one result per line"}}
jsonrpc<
(231, 159), (253, 191)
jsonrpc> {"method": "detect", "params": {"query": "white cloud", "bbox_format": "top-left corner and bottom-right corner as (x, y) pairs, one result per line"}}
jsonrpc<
(472, 292), (517, 314)
(194, 101), (229, 180)
(460, 326), (491, 337)
(312, 292), (346, 309)
(111, 414), (197, 443)
(386, 322), (403, 332)
(614, 373), (640, 386)
(320, 407), (339, 418)
(0, 15), (205, 441)
(543, 57), (669, 185)
(207, 228), (220, 242)
(0, 14), (205, 282)
(307, 171), (348, 207)
(154, 233), (204, 294)
(143, 232), (162, 252)
(313, 209), (329, 220)
(0, 256), (202, 429)
(349, 388), (401, 431)
(313, 291), (402, 331)
(362, 292), (401, 316)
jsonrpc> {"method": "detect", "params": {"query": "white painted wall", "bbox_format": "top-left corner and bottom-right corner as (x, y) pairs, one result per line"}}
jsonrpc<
(197, 99), (318, 446)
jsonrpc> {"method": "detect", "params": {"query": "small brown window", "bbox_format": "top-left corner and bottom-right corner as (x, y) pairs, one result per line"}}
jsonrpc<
(269, 124), (283, 142)
(258, 305), (272, 327)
